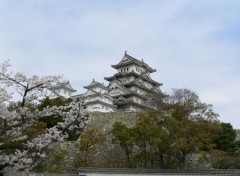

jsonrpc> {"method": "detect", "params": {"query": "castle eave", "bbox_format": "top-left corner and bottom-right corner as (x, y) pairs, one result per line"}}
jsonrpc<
(111, 63), (156, 73)
(114, 99), (149, 109)
(105, 72), (162, 86)
(85, 100), (115, 108)
(84, 84), (109, 90)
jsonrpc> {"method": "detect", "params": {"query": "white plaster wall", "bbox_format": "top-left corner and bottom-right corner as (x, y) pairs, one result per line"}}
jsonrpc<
(143, 80), (154, 89)
(55, 88), (71, 98)
(85, 95), (113, 105)
(92, 87), (108, 94)
(129, 105), (138, 111)
(109, 89), (122, 96)
(109, 82), (126, 96)
(101, 96), (113, 104)
(130, 86), (146, 95)
(131, 95), (145, 105)
(119, 78), (129, 84)
(117, 64), (148, 74)
(118, 65), (146, 75)
(104, 97), (113, 104)
(129, 75), (135, 81)
(129, 65), (136, 72)
(86, 103), (114, 112)
(117, 66), (131, 73)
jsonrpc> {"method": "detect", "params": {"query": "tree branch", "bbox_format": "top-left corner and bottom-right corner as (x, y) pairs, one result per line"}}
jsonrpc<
(28, 83), (45, 92)
(0, 73), (27, 88)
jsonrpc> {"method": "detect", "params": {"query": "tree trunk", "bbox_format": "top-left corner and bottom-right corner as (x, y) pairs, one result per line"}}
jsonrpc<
(21, 84), (29, 124)
(179, 152), (187, 169)
(85, 148), (89, 166)
(143, 141), (148, 167)
(125, 147), (132, 168)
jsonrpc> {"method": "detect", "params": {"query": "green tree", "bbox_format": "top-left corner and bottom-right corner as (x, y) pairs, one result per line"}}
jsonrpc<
(166, 117), (218, 169)
(208, 123), (239, 169)
(111, 122), (134, 168)
(48, 149), (67, 173)
(75, 126), (105, 167)
(162, 88), (219, 169)
(133, 110), (170, 168)
(213, 123), (237, 152)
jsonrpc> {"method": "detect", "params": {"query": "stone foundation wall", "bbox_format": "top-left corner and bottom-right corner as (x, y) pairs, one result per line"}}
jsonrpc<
(88, 112), (137, 130)
(87, 112), (137, 167)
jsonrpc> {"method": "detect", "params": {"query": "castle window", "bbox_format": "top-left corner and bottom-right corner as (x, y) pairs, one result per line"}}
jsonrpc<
(127, 68), (129, 71)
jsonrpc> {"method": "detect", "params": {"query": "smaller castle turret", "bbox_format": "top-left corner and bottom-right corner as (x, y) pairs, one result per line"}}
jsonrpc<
(82, 79), (116, 112)
(49, 81), (76, 99)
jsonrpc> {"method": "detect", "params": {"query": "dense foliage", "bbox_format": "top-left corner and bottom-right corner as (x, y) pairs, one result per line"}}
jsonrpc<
(111, 89), (240, 169)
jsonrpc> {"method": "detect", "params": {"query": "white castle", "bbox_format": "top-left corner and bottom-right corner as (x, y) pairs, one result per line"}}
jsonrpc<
(50, 52), (166, 112)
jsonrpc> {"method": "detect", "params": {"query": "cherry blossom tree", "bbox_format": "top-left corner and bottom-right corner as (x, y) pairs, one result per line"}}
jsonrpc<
(0, 60), (88, 174)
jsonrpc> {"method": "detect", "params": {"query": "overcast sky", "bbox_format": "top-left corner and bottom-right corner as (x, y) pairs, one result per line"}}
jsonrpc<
(0, 0), (239, 128)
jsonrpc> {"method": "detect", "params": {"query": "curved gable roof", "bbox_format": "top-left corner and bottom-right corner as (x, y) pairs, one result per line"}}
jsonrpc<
(84, 79), (109, 90)
(111, 52), (156, 73)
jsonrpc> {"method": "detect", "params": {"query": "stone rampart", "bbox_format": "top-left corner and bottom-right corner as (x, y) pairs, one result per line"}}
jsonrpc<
(88, 112), (137, 130)
(86, 112), (138, 167)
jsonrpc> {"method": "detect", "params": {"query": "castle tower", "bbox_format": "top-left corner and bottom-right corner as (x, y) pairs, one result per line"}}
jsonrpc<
(104, 52), (165, 112)
(83, 79), (116, 112)
(49, 81), (76, 99)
